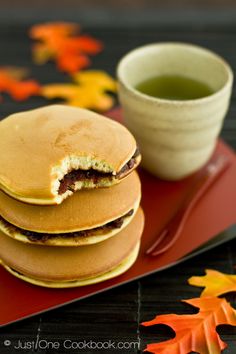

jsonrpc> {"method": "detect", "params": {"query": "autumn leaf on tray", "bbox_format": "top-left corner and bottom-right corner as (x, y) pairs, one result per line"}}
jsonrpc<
(142, 297), (236, 354)
(188, 269), (236, 297)
(42, 70), (117, 112)
(0, 67), (41, 101)
(29, 22), (103, 73)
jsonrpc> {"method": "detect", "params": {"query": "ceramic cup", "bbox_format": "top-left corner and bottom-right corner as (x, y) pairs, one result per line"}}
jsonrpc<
(117, 42), (233, 180)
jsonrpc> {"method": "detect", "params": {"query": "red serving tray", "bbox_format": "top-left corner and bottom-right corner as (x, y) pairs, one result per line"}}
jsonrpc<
(0, 108), (236, 327)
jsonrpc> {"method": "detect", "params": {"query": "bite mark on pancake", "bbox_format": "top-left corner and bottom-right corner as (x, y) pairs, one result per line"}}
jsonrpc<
(51, 148), (140, 203)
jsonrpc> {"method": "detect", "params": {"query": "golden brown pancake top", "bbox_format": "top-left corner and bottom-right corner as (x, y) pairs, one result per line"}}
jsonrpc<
(0, 105), (137, 204)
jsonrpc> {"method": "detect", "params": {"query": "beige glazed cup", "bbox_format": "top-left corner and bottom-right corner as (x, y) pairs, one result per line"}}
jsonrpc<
(117, 43), (233, 180)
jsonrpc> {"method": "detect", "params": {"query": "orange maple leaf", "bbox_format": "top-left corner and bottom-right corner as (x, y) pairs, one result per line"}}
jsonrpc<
(29, 22), (103, 73)
(188, 269), (236, 297)
(142, 297), (236, 354)
(0, 67), (41, 101)
(42, 70), (117, 112)
(29, 22), (78, 40)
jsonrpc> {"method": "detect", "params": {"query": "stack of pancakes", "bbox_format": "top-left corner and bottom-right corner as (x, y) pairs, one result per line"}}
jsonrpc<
(0, 105), (144, 288)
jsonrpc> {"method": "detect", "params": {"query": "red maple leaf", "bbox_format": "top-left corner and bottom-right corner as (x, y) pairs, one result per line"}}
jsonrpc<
(0, 67), (41, 102)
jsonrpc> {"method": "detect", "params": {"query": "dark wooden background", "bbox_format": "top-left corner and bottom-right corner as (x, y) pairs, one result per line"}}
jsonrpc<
(0, 5), (236, 353)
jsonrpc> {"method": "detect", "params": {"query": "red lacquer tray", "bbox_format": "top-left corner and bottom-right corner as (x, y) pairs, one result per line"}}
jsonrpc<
(0, 108), (236, 327)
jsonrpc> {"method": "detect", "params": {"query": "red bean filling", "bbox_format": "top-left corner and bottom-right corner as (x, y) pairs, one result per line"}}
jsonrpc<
(0, 209), (134, 243)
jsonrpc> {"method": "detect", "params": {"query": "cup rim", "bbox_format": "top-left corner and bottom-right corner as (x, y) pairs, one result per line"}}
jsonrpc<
(117, 42), (234, 106)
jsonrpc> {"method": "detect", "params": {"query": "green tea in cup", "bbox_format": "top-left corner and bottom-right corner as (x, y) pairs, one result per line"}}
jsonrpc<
(135, 75), (214, 100)
(117, 43), (233, 180)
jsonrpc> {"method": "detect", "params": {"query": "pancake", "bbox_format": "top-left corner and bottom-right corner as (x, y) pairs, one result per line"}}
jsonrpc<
(1, 242), (140, 288)
(0, 105), (141, 205)
(0, 208), (144, 288)
(0, 171), (141, 246)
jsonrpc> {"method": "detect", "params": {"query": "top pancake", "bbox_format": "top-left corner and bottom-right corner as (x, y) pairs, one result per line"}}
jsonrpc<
(0, 105), (138, 205)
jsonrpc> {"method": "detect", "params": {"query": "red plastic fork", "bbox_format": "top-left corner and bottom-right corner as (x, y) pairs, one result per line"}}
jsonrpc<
(146, 154), (231, 256)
